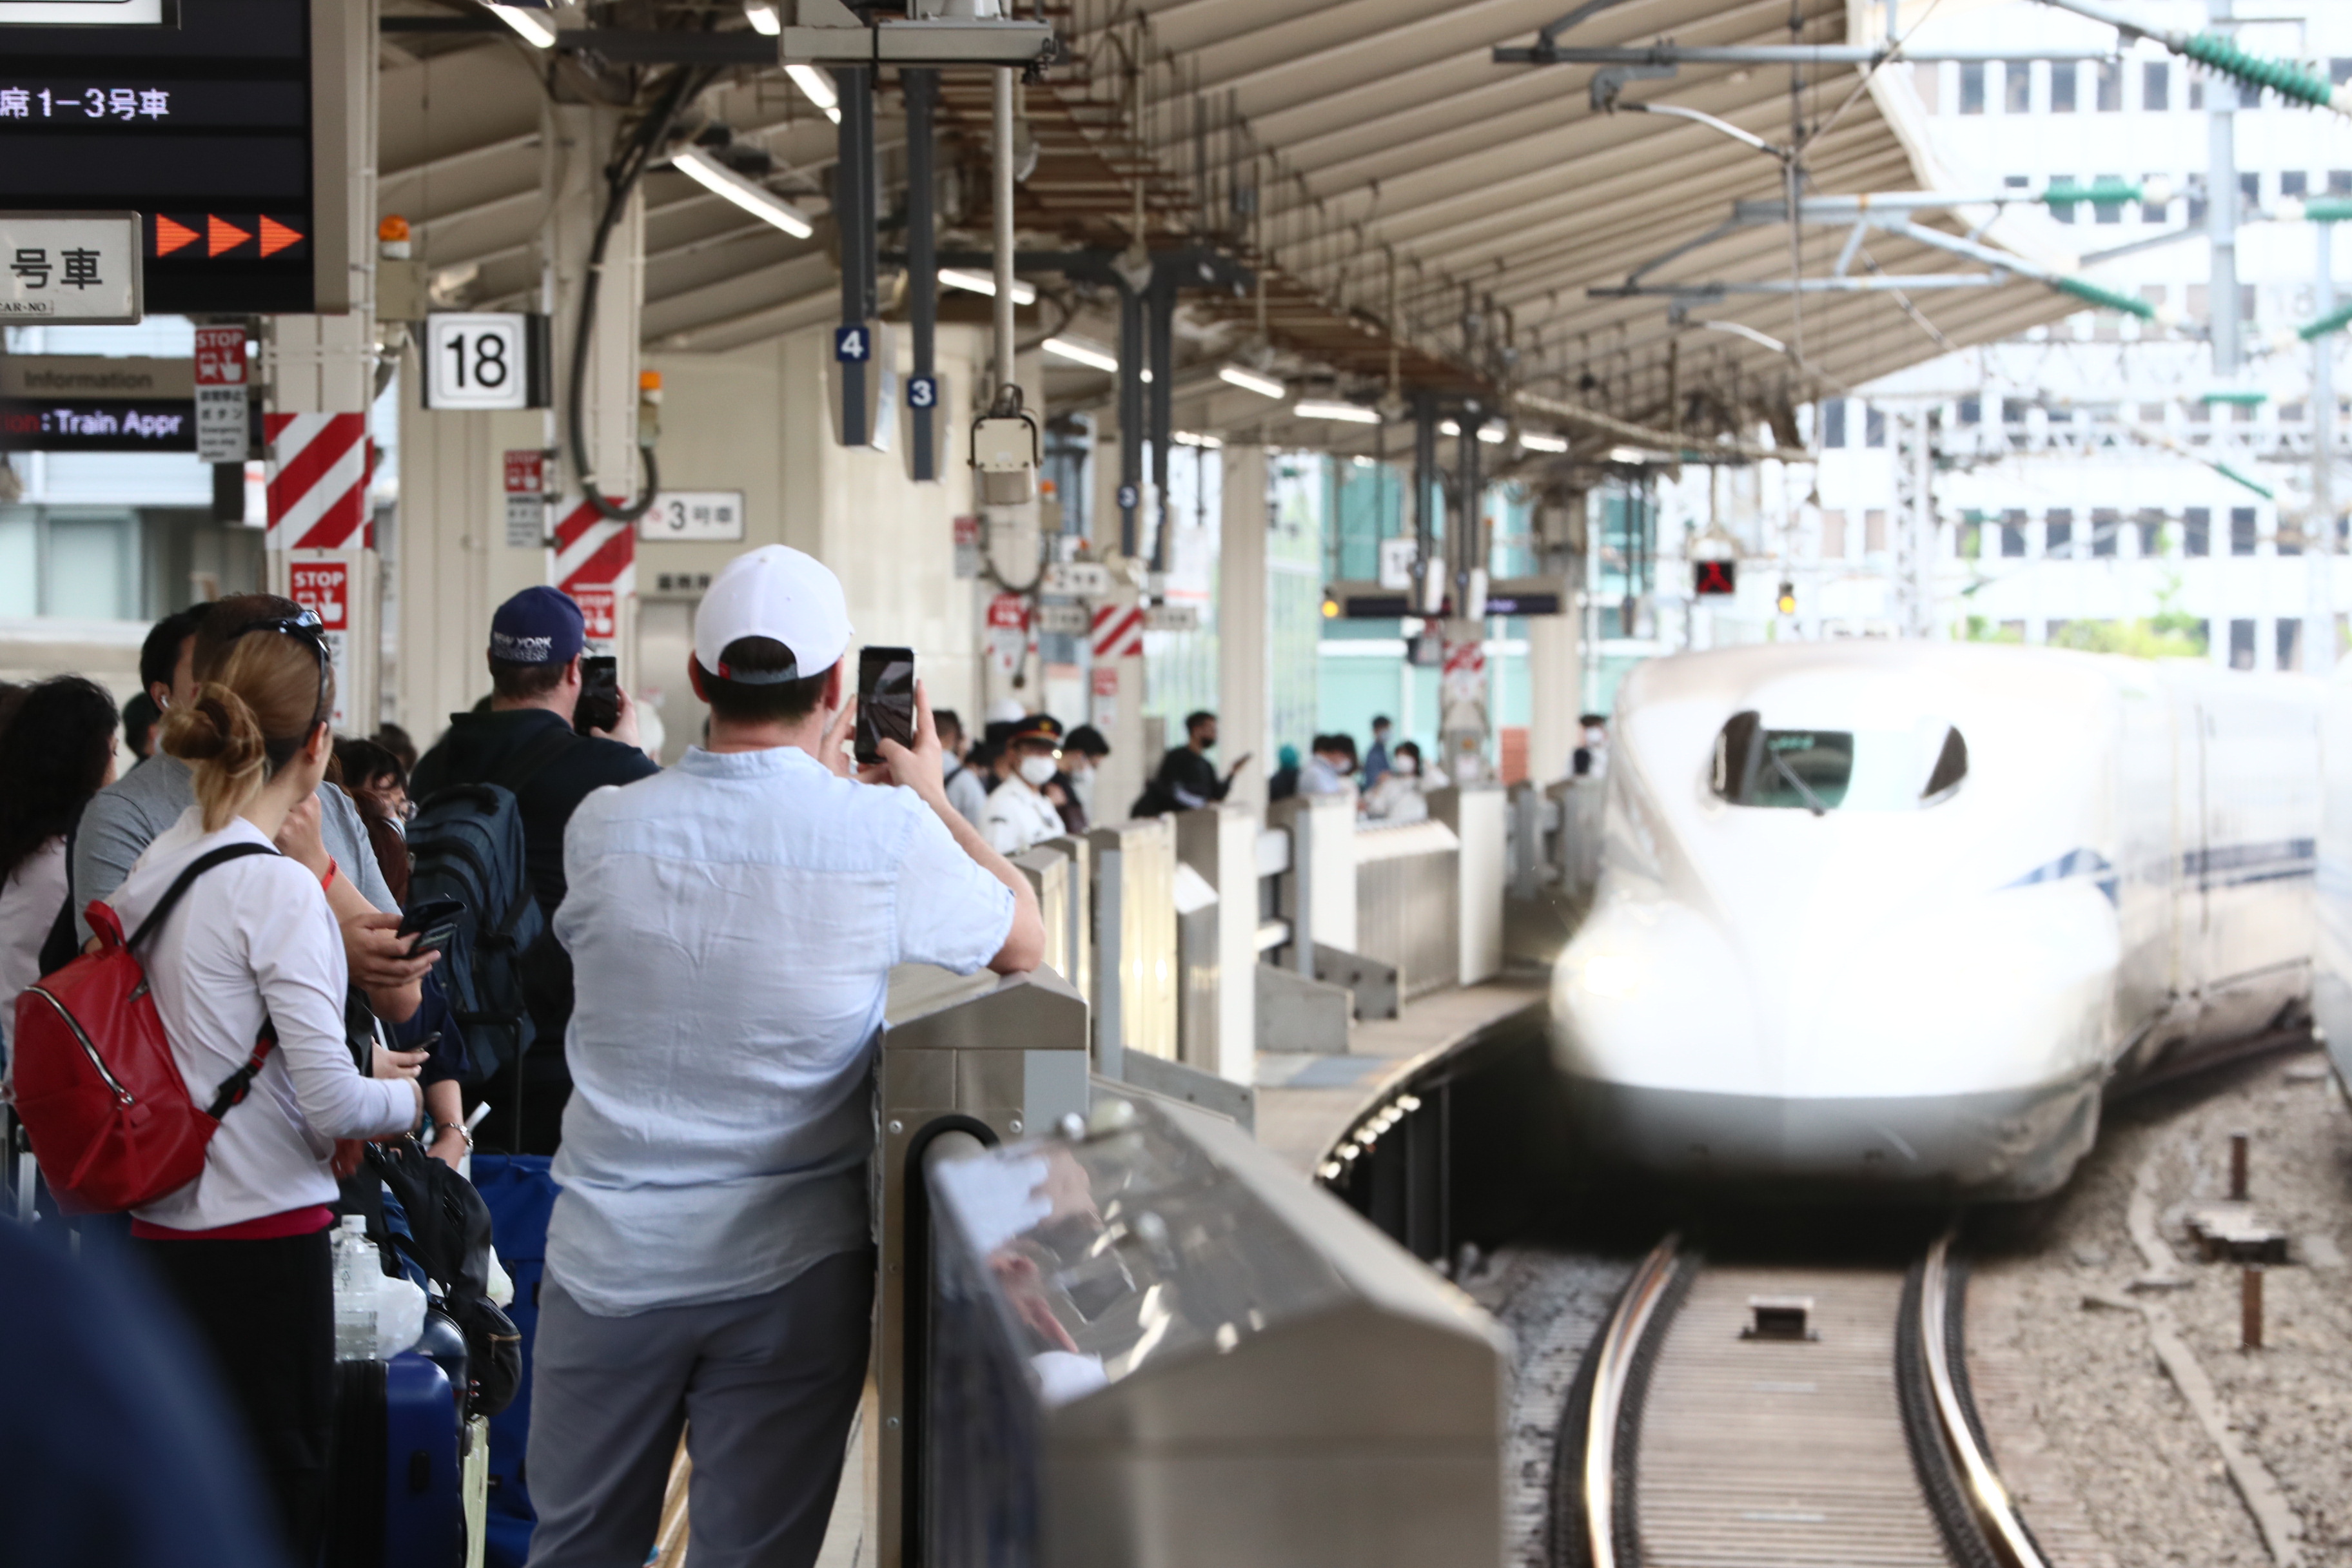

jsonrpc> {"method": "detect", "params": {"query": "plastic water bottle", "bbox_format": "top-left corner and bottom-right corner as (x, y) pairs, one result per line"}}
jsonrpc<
(333, 1215), (379, 1360)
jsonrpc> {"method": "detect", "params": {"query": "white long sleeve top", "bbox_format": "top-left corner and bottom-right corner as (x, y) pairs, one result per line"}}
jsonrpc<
(106, 808), (417, 1231)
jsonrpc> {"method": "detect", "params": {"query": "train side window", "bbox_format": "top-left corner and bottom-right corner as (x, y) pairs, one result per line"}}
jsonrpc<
(1712, 711), (1854, 812)
(1921, 727), (1968, 803)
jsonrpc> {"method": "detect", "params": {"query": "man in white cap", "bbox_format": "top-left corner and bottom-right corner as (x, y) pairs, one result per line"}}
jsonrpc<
(523, 544), (1044, 1568)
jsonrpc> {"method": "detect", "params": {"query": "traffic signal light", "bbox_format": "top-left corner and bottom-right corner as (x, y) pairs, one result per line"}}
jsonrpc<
(1693, 559), (1737, 596)
(1776, 580), (1796, 616)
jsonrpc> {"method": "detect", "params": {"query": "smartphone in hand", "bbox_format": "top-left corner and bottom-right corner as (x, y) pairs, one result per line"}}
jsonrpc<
(854, 646), (916, 765)
(574, 654), (620, 736)
(397, 896), (466, 957)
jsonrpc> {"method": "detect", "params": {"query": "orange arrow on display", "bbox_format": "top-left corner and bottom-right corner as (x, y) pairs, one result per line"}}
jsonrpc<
(154, 215), (199, 256)
(257, 216), (302, 257)
(207, 215), (252, 257)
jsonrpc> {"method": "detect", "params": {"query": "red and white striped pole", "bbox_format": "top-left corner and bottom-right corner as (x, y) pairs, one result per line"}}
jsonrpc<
(266, 409), (374, 731)
(551, 495), (636, 654)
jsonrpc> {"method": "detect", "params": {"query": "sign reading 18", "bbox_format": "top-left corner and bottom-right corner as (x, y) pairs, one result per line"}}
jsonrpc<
(423, 313), (533, 411)
(442, 329), (508, 390)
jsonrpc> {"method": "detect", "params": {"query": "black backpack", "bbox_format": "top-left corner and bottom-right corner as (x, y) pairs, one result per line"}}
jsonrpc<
(405, 729), (575, 1086)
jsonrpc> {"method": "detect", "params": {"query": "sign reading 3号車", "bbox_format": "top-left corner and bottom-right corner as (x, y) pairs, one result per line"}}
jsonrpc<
(636, 491), (746, 543)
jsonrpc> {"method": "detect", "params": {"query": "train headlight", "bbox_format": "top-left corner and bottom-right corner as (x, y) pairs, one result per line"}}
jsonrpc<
(1576, 952), (1646, 1000)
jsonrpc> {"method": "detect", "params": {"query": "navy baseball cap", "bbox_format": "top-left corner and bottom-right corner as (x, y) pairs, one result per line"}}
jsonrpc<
(489, 585), (585, 666)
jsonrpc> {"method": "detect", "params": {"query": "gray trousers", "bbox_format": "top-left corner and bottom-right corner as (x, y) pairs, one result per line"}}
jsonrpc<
(523, 1249), (874, 1568)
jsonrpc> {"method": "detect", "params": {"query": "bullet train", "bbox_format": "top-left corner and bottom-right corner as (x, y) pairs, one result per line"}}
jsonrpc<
(2312, 662), (2352, 1090)
(1552, 642), (2322, 1199)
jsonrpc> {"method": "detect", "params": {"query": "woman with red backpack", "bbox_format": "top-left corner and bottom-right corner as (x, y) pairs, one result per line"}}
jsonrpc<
(106, 616), (426, 1557)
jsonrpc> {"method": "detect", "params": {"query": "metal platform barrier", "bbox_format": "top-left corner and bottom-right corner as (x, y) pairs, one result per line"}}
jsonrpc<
(876, 961), (1092, 1568)
(922, 1092), (1509, 1568)
(1353, 819), (1463, 1001)
(1088, 817), (1179, 1075)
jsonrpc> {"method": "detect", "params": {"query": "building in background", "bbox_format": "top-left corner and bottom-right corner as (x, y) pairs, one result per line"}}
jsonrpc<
(1631, 1), (2352, 683)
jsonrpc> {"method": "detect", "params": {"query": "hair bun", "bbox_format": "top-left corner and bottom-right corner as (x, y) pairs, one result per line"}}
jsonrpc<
(162, 682), (264, 774)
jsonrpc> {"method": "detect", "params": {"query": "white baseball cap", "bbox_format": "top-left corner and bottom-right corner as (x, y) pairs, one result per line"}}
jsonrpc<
(693, 544), (854, 684)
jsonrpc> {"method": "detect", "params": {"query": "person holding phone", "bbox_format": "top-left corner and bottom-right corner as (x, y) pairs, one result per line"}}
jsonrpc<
(977, 711), (1070, 856)
(406, 587), (660, 1155)
(524, 544), (1043, 1568)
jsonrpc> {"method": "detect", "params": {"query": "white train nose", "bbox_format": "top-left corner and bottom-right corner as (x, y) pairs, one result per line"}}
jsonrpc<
(1550, 882), (2116, 1195)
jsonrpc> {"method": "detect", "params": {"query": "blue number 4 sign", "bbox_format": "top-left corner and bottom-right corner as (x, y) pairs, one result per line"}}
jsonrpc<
(834, 325), (870, 362)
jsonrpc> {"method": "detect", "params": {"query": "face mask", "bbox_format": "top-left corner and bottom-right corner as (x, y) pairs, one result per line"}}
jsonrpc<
(1019, 755), (1059, 787)
(1395, 760), (1416, 778)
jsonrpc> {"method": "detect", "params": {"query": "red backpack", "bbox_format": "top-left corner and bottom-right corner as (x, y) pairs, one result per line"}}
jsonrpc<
(11, 843), (280, 1214)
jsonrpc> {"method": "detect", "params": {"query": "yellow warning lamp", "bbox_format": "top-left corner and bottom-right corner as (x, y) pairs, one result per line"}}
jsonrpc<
(1321, 593), (1341, 619)
(377, 213), (411, 259)
(1776, 580), (1797, 616)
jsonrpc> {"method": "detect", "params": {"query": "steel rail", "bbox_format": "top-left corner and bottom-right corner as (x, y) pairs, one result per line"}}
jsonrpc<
(1576, 1234), (1682, 1568)
(1921, 1235), (2049, 1568)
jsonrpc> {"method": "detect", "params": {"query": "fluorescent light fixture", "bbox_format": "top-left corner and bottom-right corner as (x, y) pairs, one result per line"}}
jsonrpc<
(482, 2), (555, 47)
(787, 64), (842, 125)
(1700, 318), (1787, 355)
(742, 1), (780, 35)
(1043, 337), (1118, 373)
(1218, 364), (1286, 400)
(939, 268), (1037, 306)
(1292, 398), (1379, 424)
(1175, 431), (1224, 449)
(1522, 431), (1569, 453)
(1478, 426), (1504, 445)
(671, 148), (814, 239)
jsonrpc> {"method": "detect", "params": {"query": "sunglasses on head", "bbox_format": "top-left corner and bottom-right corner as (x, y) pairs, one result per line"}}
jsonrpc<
(231, 609), (333, 738)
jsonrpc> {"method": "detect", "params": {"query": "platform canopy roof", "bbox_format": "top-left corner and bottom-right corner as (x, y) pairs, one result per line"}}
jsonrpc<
(378, 0), (2093, 468)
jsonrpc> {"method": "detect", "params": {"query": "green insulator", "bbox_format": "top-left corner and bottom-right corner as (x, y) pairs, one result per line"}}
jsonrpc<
(2054, 275), (2155, 320)
(2179, 32), (2332, 108)
(2301, 299), (2352, 342)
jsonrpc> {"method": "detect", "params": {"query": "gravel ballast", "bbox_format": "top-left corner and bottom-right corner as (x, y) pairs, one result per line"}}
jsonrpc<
(1970, 1046), (2352, 1567)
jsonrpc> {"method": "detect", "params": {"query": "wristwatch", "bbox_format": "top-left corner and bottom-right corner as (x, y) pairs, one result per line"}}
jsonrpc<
(433, 1121), (474, 1151)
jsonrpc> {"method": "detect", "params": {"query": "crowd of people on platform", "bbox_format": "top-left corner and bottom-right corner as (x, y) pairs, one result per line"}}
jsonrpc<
(0, 547), (1043, 1568)
(0, 538), (1616, 1568)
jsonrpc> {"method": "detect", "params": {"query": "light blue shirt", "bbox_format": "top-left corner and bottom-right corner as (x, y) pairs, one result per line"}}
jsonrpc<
(545, 745), (1016, 1317)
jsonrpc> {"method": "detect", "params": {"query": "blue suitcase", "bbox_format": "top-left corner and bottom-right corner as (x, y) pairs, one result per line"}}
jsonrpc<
(472, 1153), (560, 1568)
(325, 1351), (466, 1567)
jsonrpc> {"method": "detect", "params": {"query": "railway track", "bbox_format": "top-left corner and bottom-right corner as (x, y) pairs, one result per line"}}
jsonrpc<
(1551, 1234), (2048, 1568)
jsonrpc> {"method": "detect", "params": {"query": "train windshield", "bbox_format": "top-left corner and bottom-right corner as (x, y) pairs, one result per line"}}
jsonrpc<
(1712, 712), (1967, 812)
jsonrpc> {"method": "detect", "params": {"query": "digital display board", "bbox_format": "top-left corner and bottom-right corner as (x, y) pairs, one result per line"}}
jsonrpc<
(0, 0), (318, 313)
(0, 353), (196, 450)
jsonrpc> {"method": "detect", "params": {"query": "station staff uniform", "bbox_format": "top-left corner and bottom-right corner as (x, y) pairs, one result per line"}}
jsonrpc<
(978, 772), (1065, 855)
(524, 546), (1016, 1568)
(977, 712), (1068, 856)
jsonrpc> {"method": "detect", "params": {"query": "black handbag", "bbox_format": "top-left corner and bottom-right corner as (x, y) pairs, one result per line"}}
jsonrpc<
(362, 1137), (522, 1418)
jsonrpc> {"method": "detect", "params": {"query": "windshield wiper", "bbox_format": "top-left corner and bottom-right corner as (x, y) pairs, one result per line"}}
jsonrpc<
(1769, 749), (1829, 817)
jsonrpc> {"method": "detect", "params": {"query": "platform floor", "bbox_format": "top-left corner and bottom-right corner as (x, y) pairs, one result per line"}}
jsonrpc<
(1253, 973), (1549, 1175)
